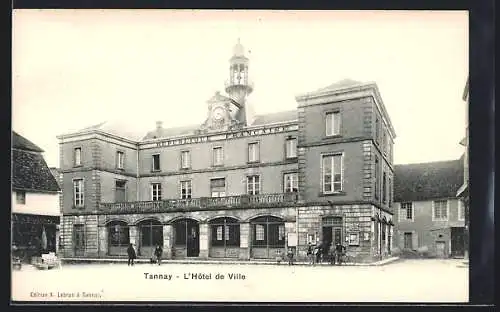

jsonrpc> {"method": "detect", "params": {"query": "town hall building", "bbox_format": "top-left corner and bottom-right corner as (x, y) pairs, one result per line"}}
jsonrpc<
(57, 41), (396, 263)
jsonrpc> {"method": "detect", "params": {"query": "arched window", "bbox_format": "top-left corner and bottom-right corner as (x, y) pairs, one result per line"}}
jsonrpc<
(209, 217), (240, 248)
(250, 216), (285, 249)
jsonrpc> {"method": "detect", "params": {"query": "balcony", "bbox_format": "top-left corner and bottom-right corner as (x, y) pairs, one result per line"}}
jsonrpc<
(98, 193), (299, 214)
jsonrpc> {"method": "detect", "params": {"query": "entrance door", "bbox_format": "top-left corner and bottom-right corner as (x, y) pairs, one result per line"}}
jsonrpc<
(404, 232), (413, 249)
(436, 241), (446, 258)
(186, 223), (199, 257)
(450, 227), (465, 258)
(73, 224), (85, 256)
(322, 226), (332, 246)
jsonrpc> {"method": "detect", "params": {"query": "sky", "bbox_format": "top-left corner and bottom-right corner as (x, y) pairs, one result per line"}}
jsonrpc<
(12, 10), (468, 168)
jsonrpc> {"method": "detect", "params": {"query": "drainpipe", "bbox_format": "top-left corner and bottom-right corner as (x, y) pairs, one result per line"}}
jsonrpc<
(136, 143), (140, 201)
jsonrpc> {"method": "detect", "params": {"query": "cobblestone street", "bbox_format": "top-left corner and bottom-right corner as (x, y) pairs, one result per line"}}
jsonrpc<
(12, 259), (468, 302)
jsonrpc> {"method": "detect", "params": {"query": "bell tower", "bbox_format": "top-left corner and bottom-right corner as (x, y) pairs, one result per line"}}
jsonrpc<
(225, 39), (253, 108)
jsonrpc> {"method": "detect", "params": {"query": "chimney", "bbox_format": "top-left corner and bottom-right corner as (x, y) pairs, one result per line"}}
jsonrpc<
(156, 121), (163, 129)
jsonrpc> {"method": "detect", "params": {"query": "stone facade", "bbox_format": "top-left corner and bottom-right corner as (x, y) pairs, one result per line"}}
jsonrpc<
(57, 43), (396, 263)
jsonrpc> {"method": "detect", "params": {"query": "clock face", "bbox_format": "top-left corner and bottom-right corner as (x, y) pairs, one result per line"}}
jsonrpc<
(213, 107), (225, 120)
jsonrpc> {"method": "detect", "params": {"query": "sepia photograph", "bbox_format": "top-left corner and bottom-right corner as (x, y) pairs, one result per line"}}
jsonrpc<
(11, 10), (469, 303)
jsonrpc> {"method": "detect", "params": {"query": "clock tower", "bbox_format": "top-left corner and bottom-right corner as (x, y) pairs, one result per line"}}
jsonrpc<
(225, 39), (254, 125)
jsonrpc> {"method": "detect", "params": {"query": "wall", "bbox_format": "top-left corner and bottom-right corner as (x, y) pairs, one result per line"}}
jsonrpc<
(137, 163), (298, 201)
(99, 171), (138, 203)
(12, 191), (60, 216)
(138, 131), (298, 175)
(95, 139), (138, 175)
(393, 198), (464, 254)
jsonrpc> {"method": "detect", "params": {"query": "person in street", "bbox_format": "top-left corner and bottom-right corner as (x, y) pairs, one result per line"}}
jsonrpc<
(307, 242), (314, 265)
(154, 245), (163, 265)
(287, 247), (294, 265)
(314, 242), (322, 265)
(335, 242), (345, 265)
(127, 243), (136, 266)
(329, 242), (336, 265)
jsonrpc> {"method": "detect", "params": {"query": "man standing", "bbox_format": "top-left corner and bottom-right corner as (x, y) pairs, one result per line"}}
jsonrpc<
(127, 243), (136, 266)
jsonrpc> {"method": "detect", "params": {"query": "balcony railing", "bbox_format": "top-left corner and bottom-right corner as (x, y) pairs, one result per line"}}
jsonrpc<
(98, 193), (298, 214)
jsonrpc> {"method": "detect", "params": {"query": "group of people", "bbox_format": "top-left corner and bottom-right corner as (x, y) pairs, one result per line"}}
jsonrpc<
(126, 243), (163, 266)
(307, 241), (347, 265)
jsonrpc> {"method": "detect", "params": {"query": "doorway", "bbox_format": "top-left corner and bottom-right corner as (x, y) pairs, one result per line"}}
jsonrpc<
(436, 241), (446, 258)
(403, 232), (413, 249)
(173, 219), (199, 258)
(73, 224), (85, 256)
(322, 216), (343, 255)
(450, 227), (465, 258)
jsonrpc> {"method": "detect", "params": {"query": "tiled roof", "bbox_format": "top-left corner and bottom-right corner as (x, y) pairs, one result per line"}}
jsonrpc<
(12, 134), (60, 193)
(251, 110), (298, 126)
(49, 167), (61, 188)
(12, 131), (44, 152)
(394, 156), (464, 202)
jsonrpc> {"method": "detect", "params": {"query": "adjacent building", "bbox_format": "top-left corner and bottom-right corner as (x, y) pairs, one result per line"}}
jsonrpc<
(393, 157), (465, 258)
(12, 132), (61, 262)
(456, 76), (469, 259)
(57, 41), (396, 262)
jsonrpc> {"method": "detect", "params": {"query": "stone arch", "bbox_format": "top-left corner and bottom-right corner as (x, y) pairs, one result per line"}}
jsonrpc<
(244, 213), (286, 223)
(166, 215), (203, 224)
(133, 216), (163, 226)
(205, 215), (242, 223)
(104, 219), (130, 226)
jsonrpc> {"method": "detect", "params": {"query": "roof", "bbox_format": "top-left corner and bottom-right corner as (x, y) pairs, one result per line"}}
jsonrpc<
(313, 79), (364, 93)
(142, 124), (200, 140)
(77, 120), (149, 141)
(12, 134), (60, 193)
(394, 156), (464, 202)
(49, 167), (61, 188)
(12, 131), (44, 152)
(251, 110), (298, 126)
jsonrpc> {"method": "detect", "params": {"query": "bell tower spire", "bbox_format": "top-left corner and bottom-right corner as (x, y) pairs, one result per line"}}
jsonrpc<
(225, 39), (253, 106)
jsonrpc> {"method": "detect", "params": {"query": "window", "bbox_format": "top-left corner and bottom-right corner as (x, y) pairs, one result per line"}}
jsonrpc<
(374, 157), (380, 199)
(210, 178), (226, 197)
(285, 138), (297, 158)
(388, 177), (392, 207)
(400, 202), (413, 221)
(74, 148), (82, 166)
(15, 191), (26, 204)
(246, 175), (260, 195)
(326, 111), (341, 136)
(322, 154), (343, 193)
(458, 200), (465, 221)
(213, 147), (223, 166)
(349, 233), (360, 246)
(382, 171), (387, 203)
(255, 225), (265, 241)
(181, 151), (191, 169)
(284, 172), (298, 193)
(382, 132), (387, 155)
(152, 154), (161, 171)
(210, 217), (239, 247)
(248, 142), (260, 162)
(180, 180), (192, 199)
(73, 179), (84, 207)
(151, 183), (162, 201)
(116, 151), (124, 169)
(115, 180), (126, 202)
(433, 200), (448, 221)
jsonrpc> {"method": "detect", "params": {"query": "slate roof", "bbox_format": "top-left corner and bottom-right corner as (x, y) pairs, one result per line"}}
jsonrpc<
(394, 156), (464, 202)
(12, 133), (60, 193)
(143, 125), (201, 140)
(78, 120), (149, 141)
(251, 110), (298, 126)
(12, 131), (44, 152)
